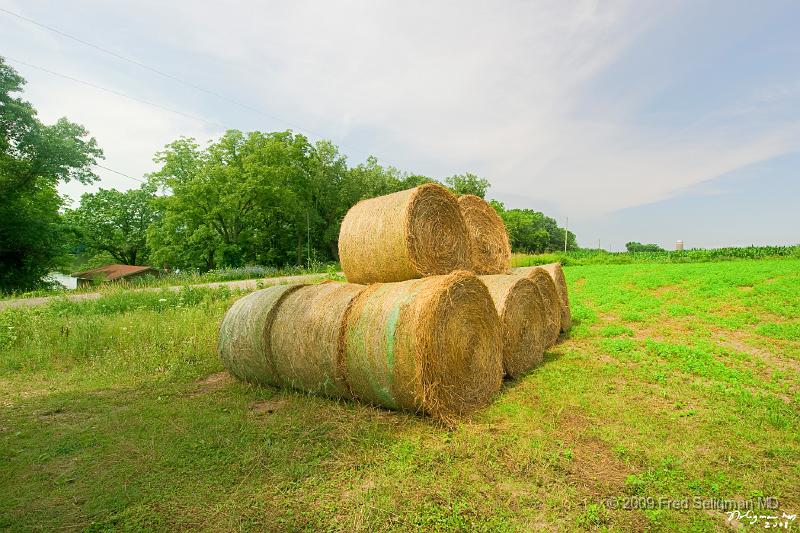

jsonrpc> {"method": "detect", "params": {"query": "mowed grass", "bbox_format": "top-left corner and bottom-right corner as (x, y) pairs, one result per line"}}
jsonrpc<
(1, 261), (798, 531)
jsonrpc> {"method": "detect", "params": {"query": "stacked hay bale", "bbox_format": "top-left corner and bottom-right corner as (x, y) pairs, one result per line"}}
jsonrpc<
(219, 282), (364, 394)
(219, 184), (572, 420)
(338, 183), (472, 284)
(515, 263), (571, 333)
(269, 282), (365, 398)
(219, 272), (502, 421)
(218, 284), (302, 387)
(518, 268), (561, 347)
(344, 271), (502, 419)
(457, 195), (511, 274)
(479, 275), (545, 377)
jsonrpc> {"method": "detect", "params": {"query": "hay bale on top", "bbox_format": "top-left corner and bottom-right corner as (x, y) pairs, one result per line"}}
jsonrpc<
(218, 284), (304, 386)
(516, 263), (571, 332)
(479, 275), (545, 377)
(344, 270), (502, 420)
(517, 267), (561, 347)
(458, 195), (511, 274)
(338, 183), (471, 284)
(269, 281), (365, 398)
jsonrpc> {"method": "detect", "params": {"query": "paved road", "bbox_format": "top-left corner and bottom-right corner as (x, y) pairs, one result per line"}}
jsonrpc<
(0, 273), (335, 311)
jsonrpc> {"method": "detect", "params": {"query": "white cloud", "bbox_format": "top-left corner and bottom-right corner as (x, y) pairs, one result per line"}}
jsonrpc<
(3, 0), (798, 221)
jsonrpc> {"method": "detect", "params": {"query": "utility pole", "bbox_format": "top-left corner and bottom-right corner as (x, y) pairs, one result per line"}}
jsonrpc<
(598, 238), (601, 251)
(564, 217), (569, 252)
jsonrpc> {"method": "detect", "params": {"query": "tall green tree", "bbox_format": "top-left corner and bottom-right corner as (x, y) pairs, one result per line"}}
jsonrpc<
(0, 57), (102, 292)
(147, 130), (347, 270)
(145, 134), (441, 271)
(65, 185), (160, 265)
(490, 200), (576, 253)
(444, 173), (490, 198)
(145, 128), (577, 271)
(625, 241), (665, 253)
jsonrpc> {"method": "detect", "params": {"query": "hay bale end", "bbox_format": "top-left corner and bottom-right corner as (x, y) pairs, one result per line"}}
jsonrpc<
(338, 183), (471, 284)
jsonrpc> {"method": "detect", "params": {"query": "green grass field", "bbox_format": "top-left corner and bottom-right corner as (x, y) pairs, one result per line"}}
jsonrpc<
(1, 260), (798, 531)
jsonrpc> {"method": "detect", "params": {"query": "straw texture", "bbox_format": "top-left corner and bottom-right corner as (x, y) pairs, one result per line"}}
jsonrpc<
(338, 183), (471, 284)
(269, 281), (366, 398)
(516, 263), (571, 332)
(539, 263), (571, 331)
(516, 267), (561, 347)
(458, 195), (511, 274)
(343, 270), (503, 420)
(218, 284), (304, 385)
(480, 274), (545, 377)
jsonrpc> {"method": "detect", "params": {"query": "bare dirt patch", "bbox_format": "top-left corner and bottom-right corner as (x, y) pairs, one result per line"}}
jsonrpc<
(652, 284), (683, 297)
(559, 412), (633, 498)
(250, 399), (287, 415)
(35, 405), (90, 425)
(191, 371), (234, 396)
(713, 329), (800, 375)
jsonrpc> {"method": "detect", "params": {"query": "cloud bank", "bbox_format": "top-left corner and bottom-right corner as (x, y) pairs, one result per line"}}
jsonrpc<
(2, 0), (798, 245)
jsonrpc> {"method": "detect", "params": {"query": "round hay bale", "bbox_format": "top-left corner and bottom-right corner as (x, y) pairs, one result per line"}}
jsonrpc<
(458, 195), (511, 274)
(479, 275), (545, 377)
(343, 270), (502, 420)
(269, 281), (366, 398)
(516, 263), (571, 332)
(516, 267), (561, 347)
(338, 183), (471, 284)
(218, 284), (305, 385)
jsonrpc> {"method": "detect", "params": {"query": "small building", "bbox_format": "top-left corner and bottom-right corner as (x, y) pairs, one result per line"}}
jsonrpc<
(71, 264), (159, 288)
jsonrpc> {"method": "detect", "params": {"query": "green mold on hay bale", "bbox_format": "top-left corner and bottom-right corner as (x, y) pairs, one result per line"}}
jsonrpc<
(479, 274), (545, 378)
(338, 183), (472, 284)
(218, 284), (304, 386)
(269, 281), (366, 398)
(343, 270), (503, 421)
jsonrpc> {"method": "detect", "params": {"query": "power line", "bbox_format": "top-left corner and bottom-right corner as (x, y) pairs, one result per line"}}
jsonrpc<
(94, 164), (145, 183)
(5, 56), (224, 128)
(1, 9), (376, 187)
(0, 6), (325, 139)
(3, 59), (160, 185)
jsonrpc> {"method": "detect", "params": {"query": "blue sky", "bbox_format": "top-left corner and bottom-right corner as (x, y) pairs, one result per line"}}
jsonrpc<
(2, 0), (798, 250)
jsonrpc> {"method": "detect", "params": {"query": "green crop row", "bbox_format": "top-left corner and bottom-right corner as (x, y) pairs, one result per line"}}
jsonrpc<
(512, 245), (800, 267)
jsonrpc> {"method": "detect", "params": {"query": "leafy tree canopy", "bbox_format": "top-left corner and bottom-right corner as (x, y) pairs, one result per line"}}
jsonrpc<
(0, 57), (102, 292)
(64, 185), (160, 266)
(144, 132), (436, 271)
(491, 200), (576, 253)
(444, 173), (490, 198)
(625, 241), (665, 253)
(140, 131), (577, 270)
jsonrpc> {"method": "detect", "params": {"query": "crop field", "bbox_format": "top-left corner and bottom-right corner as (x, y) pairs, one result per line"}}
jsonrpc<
(1, 260), (798, 531)
(511, 245), (800, 268)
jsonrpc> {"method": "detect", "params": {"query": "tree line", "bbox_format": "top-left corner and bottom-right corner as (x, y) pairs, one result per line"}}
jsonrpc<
(0, 57), (575, 293)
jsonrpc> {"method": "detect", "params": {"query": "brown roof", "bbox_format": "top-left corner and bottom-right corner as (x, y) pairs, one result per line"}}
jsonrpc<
(71, 264), (157, 281)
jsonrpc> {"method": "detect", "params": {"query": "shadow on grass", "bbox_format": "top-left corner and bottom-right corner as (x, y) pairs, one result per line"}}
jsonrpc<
(0, 378), (420, 531)
(499, 342), (566, 395)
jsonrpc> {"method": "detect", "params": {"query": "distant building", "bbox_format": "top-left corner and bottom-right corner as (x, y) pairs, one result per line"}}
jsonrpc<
(71, 264), (159, 288)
